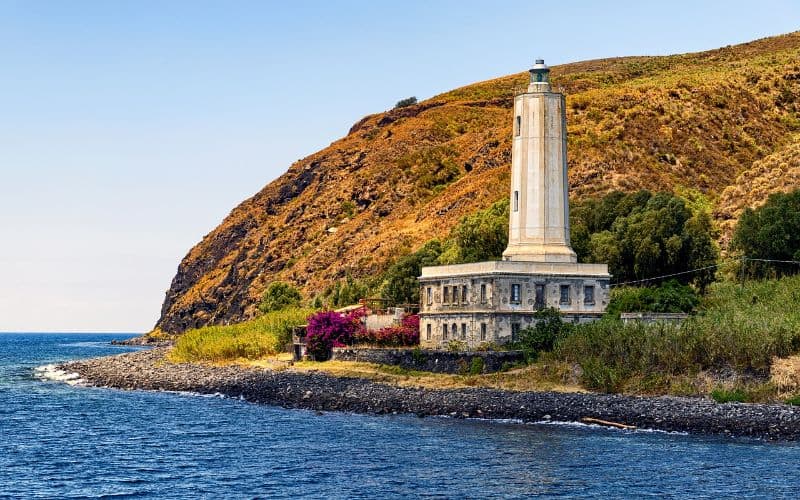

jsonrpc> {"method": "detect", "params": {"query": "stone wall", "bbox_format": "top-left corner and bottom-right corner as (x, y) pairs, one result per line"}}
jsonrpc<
(330, 347), (525, 374)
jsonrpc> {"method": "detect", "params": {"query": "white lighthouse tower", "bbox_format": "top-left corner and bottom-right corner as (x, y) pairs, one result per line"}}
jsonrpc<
(503, 59), (577, 263)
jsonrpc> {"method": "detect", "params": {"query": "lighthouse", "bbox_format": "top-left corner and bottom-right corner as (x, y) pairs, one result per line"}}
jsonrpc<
(503, 59), (577, 263)
(417, 60), (610, 348)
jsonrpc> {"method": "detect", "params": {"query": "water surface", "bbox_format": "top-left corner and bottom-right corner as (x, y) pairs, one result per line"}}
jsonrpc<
(2, 333), (799, 498)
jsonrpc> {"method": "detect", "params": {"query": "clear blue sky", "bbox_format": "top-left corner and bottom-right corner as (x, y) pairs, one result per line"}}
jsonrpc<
(1, 1), (797, 332)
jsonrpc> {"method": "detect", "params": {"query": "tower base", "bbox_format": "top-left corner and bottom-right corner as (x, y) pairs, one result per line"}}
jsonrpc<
(502, 243), (577, 263)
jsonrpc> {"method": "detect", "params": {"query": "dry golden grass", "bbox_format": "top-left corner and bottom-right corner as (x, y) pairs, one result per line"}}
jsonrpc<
(259, 359), (585, 393)
(771, 355), (800, 397)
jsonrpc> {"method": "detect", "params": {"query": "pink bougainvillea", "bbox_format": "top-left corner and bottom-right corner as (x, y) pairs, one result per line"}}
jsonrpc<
(355, 314), (420, 347)
(305, 309), (365, 360)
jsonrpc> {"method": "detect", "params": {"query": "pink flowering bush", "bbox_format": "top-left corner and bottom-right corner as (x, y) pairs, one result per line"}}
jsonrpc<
(355, 314), (420, 347)
(305, 309), (365, 360)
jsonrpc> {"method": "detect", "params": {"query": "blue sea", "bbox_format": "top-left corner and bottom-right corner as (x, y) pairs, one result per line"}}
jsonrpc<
(2, 333), (800, 498)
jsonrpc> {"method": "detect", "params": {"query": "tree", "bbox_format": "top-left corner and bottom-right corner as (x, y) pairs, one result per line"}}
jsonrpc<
(583, 191), (718, 288)
(394, 96), (418, 108)
(258, 282), (302, 313)
(381, 240), (443, 305)
(512, 308), (572, 362)
(732, 190), (800, 277)
(439, 198), (509, 265)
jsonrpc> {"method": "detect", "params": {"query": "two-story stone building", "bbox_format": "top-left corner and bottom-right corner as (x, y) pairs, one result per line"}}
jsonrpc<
(418, 60), (611, 348)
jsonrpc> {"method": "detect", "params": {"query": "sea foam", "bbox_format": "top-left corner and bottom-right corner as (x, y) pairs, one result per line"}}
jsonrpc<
(33, 364), (85, 386)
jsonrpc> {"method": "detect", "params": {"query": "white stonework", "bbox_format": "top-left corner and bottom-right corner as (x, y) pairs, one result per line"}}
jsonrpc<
(417, 60), (611, 349)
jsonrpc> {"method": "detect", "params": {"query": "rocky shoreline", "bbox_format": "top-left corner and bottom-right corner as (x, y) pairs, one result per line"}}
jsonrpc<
(59, 348), (800, 441)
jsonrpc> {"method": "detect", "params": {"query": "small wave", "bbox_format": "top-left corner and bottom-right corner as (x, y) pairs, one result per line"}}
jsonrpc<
(533, 419), (689, 436)
(33, 364), (85, 386)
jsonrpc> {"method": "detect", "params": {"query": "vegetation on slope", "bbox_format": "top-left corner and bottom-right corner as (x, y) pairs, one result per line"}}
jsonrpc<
(157, 32), (800, 334)
(549, 275), (800, 398)
(168, 308), (314, 363)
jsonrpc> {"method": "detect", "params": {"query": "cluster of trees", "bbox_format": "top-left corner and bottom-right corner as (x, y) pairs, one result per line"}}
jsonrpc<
(380, 190), (721, 305)
(732, 190), (800, 277)
(571, 191), (718, 290)
(262, 189), (800, 316)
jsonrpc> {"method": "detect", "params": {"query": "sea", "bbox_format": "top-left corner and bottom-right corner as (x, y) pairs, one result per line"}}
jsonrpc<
(2, 333), (800, 499)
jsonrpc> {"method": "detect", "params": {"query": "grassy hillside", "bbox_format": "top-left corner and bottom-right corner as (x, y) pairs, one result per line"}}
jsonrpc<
(156, 32), (800, 333)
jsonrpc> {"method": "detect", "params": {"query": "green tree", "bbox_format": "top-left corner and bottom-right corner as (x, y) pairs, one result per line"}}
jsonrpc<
(323, 275), (371, 308)
(732, 190), (800, 277)
(258, 282), (302, 314)
(442, 198), (509, 264)
(585, 192), (718, 288)
(381, 240), (443, 305)
(394, 96), (418, 108)
(512, 308), (572, 362)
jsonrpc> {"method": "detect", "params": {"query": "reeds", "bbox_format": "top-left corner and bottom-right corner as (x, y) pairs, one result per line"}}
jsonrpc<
(169, 308), (314, 363)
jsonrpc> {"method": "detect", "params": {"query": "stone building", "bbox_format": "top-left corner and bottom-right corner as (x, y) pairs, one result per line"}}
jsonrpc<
(418, 60), (611, 348)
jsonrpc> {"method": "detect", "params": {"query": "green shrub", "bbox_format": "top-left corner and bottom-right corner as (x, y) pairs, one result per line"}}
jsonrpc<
(394, 96), (418, 108)
(512, 307), (572, 362)
(785, 395), (800, 406)
(469, 357), (485, 375)
(258, 282), (302, 314)
(447, 340), (468, 352)
(607, 280), (699, 315)
(554, 275), (800, 393)
(170, 307), (314, 362)
(711, 387), (748, 403)
(322, 275), (373, 308)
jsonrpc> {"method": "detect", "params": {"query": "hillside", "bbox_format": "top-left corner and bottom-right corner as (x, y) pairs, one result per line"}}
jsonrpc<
(156, 32), (800, 334)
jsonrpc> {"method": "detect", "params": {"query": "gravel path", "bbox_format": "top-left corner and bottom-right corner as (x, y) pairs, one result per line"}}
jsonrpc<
(59, 348), (800, 441)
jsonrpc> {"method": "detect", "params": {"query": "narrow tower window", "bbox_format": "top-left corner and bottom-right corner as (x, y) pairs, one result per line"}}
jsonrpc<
(480, 284), (487, 303)
(511, 284), (521, 304)
(513, 191), (519, 212)
(515, 115), (521, 136)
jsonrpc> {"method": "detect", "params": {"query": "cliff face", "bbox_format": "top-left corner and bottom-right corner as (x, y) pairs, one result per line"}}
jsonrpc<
(156, 32), (800, 334)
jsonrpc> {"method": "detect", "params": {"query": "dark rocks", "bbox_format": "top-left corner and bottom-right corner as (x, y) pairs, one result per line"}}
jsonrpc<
(331, 348), (525, 374)
(59, 349), (800, 441)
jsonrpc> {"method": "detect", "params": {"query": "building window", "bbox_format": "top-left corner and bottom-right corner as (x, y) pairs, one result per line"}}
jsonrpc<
(461, 285), (468, 304)
(426, 324), (431, 341)
(584, 285), (595, 305)
(443, 286), (450, 304)
(511, 284), (521, 304)
(535, 284), (545, 309)
(560, 284), (571, 305)
(511, 323), (521, 342)
(480, 284), (487, 303)
(513, 191), (519, 212)
(442, 324), (448, 341)
(461, 323), (467, 340)
(515, 115), (521, 136)
(480, 323), (487, 341)
(451, 323), (458, 340)
(426, 287), (432, 305)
